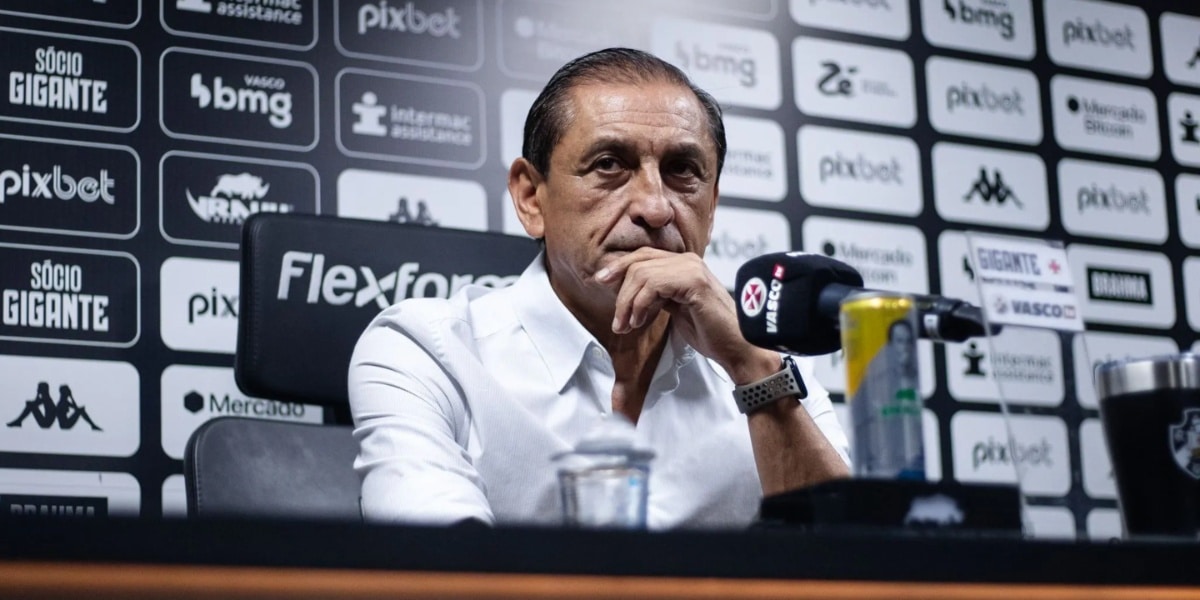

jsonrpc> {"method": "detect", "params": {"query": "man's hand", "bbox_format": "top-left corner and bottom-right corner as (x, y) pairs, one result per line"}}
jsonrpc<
(595, 247), (778, 384)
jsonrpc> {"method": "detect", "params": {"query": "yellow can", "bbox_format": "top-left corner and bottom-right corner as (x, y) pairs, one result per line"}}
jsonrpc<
(840, 291), (924, 480)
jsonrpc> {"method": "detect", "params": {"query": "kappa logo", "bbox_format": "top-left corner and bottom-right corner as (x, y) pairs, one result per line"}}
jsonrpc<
(187, 172), (293, 225)
(277, 252), (517, 309)
(6, 382), (102, 431)
(387, 197), (437, 226)
(963, 168), (1021, 207)
(189, 72), (292, 129)
(1170, 409), (1200, 479)
(1086, 267), (1151, 305)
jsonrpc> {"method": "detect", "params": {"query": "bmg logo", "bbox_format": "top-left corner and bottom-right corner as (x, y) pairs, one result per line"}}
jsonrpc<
(190, 73), (293, 129)
(675, 41), (756, 88)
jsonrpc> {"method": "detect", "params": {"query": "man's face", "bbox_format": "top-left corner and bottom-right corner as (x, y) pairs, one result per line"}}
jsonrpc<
(521, 81), (720, 306)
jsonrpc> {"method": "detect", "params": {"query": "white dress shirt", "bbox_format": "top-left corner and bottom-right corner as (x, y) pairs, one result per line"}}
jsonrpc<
(348, 253), (850, 529)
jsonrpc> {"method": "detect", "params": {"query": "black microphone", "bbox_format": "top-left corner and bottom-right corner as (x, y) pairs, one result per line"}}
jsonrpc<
(735, 252), (998, 356)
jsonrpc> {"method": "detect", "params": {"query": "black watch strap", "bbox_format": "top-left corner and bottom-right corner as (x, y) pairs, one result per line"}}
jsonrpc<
(732, 356), (808, 414)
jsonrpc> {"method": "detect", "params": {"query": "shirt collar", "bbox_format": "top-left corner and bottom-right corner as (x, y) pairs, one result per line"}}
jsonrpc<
(510, 252), (599, 393)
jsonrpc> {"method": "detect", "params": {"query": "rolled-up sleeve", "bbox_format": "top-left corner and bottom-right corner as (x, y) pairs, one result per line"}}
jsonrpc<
(348, 310), (494, 525)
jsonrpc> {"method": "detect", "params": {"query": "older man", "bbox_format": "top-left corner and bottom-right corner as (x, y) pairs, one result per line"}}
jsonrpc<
(349, 48), (849, 528)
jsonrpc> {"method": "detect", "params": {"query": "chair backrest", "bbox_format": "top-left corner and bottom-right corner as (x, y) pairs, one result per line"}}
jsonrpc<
(184, 417), (361, 520)
(236, 213), (539, 407)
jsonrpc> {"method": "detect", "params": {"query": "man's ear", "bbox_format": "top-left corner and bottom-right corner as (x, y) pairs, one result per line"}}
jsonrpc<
(508, 157), (545, 239)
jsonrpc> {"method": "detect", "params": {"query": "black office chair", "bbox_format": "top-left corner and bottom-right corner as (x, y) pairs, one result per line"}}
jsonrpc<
(183, 213), (539, 519)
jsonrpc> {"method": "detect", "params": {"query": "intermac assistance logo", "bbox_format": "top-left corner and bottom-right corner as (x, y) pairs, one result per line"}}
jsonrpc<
(164, 0), (315, 50)
(337, 69), (485, 168)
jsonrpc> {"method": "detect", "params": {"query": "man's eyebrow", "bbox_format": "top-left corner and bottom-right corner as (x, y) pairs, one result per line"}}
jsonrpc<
(579, 137), (637, 159)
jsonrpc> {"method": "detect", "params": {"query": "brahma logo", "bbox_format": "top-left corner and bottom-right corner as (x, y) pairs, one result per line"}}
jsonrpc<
(186, 172), (292, 225)
(788, 0), (910, 41)
(1045, 0), (1151, 78)
(1051, 75), (1159, 161)
(926, 57), (1041, 145)
(0, 468), (140, 517)
(653, 19), (780, 110)
(1068, 244), (1174, 328)
(792, 38), (916, 128)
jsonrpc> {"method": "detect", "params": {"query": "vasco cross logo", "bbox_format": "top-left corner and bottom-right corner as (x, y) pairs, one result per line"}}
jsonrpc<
(1170, 409), (1200, 479)
(7, 382), (102, 431)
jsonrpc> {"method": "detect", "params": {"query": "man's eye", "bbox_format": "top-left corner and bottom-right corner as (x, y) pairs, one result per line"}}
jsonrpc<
(594, 157), (620, 171)
(668, 161), (700, 178)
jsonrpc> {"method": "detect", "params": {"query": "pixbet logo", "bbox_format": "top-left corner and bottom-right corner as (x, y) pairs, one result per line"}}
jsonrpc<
(357, 1), (461, 37)
(188, 287), (236, 324)
(1062, 17), (1134, 51)
(972, 435), (1053, 469)
(189, 73), (292, 128)
(946, 82), (1023, 115)
(944, 0), (1014, 40)
(1077, 183), (1148, 215)
(276, 252), (517, 309)
(819, 152), (902, 185)
(707, 231), (769, 262)
(0, 164), (115, 205)
(675, 41), (756, 88)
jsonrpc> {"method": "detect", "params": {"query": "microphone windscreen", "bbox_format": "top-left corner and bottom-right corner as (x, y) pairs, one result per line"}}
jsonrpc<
(735, 253), (864, 355)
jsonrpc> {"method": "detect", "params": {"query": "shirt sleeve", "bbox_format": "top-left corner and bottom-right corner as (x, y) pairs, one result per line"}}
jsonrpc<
(793, 355), (852, 468)
(348, 308), (495, 525)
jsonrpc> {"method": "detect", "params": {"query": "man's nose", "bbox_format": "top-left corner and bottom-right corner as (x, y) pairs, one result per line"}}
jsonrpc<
(628, 168), (673, 229)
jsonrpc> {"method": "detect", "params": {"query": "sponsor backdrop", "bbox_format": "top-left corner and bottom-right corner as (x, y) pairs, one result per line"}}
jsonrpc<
(0, 0), (1197, 537)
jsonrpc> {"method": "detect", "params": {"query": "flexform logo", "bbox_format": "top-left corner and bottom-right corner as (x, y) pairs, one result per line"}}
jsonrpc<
(793, 38), (915, 128)
(277, 253), (517, 309)
(0, 28), (140, 132)
(0, 355), (139, 457)
(799, 127), (921, 217)
(653, 19), (780, 110)
(1051, 75), (1159, 161)
(1059, 159), (1166, 244)
(1045, 0), (1151, 78)
(926, 57), (1041, 145)
(0, 135), (139, 240)
(161, 48), (317, 151)
(338, 0), (481, 70)
(163, 0), (314, 50)
(789, 0), (910, 41)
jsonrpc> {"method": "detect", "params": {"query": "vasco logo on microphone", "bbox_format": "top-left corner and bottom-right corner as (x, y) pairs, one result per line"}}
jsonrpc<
(161, 48), (317, 151)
